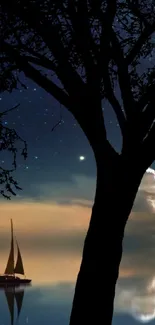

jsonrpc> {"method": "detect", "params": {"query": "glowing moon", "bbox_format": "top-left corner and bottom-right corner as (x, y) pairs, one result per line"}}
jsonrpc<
(79, 156), (85, 161)
(131, 277), (155, 323)
(146, 168), (155, 178)
(133, 310), (155, 323)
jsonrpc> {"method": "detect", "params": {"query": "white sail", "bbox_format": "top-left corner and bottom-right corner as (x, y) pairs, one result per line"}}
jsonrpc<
(14, 240), (25, 275)
(4, 219), (14, 275)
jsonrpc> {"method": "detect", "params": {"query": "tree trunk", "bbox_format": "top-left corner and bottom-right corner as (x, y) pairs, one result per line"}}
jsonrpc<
(69, 150), (142, 325)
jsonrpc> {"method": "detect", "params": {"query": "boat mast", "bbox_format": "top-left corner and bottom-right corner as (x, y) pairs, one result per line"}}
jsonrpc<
(11, 219), (15, 276)
(4, 219), (15, 276)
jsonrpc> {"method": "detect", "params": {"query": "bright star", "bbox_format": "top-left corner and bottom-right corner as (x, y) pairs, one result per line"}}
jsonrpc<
(79, 156), (85, 161)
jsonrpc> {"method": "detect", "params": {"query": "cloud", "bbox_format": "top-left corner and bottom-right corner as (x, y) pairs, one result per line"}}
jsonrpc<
(132, 190), (152, 213)
(0, 229), (86, 255)
(10, 174), (96, 204)
(0, 201), (90, 253)
(13, 166), (155, 215)
(118, 211), (155, 287)
(115, 167), (155, 322)
(115, 275), (155, 322)
(133, 168), (155, 213)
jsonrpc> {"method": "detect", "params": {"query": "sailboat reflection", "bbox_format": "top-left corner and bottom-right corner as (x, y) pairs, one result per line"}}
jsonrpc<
(0, 284), (29, 325)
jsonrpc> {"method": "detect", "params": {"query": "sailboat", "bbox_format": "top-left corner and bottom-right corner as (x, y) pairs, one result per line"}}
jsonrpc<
(0, 219), (31, 285)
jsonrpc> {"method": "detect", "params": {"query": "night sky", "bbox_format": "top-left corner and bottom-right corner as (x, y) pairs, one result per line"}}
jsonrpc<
(0, 74), (155, 324)
(0, 72), (123, 202)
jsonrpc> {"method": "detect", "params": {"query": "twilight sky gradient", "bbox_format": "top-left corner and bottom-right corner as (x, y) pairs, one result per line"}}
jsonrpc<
(0, 76), (155, 324)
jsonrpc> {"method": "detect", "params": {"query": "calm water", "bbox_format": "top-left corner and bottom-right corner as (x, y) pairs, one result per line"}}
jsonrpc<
(0, 187), (154, 325)
(0, 282), (144, 325)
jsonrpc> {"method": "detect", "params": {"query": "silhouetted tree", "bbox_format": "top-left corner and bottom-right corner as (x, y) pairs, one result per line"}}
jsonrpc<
(0, 104), (27, 199)
(0, 0), (155, 323)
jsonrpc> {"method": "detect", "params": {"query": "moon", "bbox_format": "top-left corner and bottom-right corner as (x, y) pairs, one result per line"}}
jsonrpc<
(131, 277), (155, 323)
(132, 310), (155, 323)
(146, 167), (155, 177)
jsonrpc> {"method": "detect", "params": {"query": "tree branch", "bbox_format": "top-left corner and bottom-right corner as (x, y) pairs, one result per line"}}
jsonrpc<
(51, 105), (63, 132)
(104, 82), (126, 136)
(137, 79), (155, 111)
(126, 21), (155, 65)
(22, 54), (57, 72)
(99, 0), (117, 70)
(97, 1), (126, 134)
(127, 1), (150, 28)
(2, 42), (71, 109)
(111, 29), (135, 118)
(0, 104), (27, 199)
(100, 57), (126, 135)
(20, 2), (86, 97)
(0, 103), (20, 117)
(1, 0), (86, 98)
(68, 0), (99, 90)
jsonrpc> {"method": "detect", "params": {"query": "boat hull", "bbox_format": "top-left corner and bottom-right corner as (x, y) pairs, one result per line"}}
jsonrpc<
(0, 276), (31, 287)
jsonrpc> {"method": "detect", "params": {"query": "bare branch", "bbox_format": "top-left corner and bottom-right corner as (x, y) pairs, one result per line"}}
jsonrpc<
(101, 60), (126, 135)
(22, 54), (57, 72)
(127, 1), (150, 28)
(105, 84), (126, 135)
(10, 1), (86, 97)
(0, 103), (20, 117)
(137, 80), (155, 111)
(111, 29), (135, 118)
(96, 1), (126, 134)
(51, 105), (63, 132)
(2, 41), (71, 109)
(99, 0), (117, 73)
(68, 1), (99, 90)
(126, 21), (155, 65)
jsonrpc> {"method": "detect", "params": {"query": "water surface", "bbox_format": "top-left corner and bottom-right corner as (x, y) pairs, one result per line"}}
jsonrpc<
(0, 281), (148, 325)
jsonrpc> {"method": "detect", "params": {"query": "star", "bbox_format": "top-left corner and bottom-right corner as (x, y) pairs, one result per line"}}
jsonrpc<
(79, 156), (85, 161)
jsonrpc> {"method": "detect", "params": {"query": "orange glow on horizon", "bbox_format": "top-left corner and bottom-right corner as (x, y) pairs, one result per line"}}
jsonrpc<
(0, 200), (91, 284)
(0, 200), (153, 286)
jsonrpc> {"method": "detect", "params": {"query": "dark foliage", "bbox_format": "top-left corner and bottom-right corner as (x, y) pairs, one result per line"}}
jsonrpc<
(0, 104), (27, 199)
